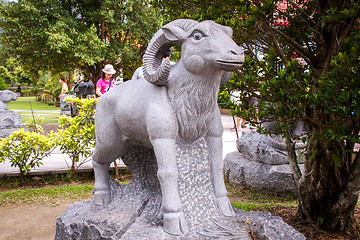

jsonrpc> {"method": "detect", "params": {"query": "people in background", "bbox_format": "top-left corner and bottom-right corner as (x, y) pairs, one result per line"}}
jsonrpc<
(96, 64), (116, 97)
(131, 52), (145, 81)
(58, 78), (68, 99)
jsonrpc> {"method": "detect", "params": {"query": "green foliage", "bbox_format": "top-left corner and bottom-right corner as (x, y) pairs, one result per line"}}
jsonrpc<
(0, 129), (56, 185)
(0, 76), (8, 90)
(217, 84), (231, 109)
(0, 57), (34, 86)
(0, 0), (162, 82)
(25, 116), (44, 133)
(55, 97), (98, 180)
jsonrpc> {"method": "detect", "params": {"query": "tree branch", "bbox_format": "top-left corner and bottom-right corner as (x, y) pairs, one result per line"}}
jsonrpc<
(271, 27), (315, 66)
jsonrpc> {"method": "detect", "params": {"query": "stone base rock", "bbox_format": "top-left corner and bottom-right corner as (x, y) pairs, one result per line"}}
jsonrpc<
(56, 139), (305, 239)
(235, 209), (305, 240)
(60, 94), (76, 116)
(56, 139), (251, 240)
(56, 179), (304, 240)
(0, 110), (23, 138)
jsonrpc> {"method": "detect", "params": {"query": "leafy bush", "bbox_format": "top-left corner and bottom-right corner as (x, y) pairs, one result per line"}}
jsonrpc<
(218, 84), (232, 109)
(25, 116), (45, 133)
(0, 129), (56, 185)
(55, 97), (98, 181)
(0, 76), (8, 90)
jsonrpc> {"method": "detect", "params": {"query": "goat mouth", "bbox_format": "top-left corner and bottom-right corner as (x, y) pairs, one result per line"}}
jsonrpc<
(216, 60), (243, 67)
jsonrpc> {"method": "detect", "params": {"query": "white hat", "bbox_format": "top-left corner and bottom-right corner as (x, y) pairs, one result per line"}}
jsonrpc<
(102, 64), (116, 74)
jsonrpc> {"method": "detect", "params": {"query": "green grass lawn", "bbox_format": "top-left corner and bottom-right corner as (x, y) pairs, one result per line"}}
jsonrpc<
(7, 96), (60, 124)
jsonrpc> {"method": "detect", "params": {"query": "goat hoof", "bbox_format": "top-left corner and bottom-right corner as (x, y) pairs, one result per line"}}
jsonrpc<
(163, 212), (188, 236)
(93, 190), (111, 206)
(217, 196), (235, 216)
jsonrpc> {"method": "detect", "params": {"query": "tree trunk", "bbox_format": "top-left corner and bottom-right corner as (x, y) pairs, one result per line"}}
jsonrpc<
(69, 157), (77, 181)
(19, 170), (25, 186)
(293, 137), (360, 232)
(113, 160), (119, 181)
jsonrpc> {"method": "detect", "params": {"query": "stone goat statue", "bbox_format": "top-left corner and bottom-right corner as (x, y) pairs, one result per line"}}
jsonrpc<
(92, 19), (244, 236)
(73, 81), (95, 99)
(0, 90), (18, 110)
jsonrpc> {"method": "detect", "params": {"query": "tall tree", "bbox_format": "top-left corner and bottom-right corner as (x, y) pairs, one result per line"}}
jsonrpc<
(0, 0), (162, 83)
(154, 0), (360, 232)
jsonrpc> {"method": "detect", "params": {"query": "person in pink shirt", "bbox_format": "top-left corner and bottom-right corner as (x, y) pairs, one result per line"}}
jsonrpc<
(96, 64), (116, 97)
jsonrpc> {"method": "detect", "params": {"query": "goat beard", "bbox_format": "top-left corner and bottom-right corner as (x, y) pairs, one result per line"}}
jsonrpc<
(172, 77), (219, 143)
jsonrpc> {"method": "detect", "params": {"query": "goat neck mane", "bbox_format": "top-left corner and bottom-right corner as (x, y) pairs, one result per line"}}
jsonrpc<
(171, 77), (219, 143)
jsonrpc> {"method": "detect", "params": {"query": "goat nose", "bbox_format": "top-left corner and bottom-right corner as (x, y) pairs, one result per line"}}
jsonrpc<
(231, 50), (238, 55)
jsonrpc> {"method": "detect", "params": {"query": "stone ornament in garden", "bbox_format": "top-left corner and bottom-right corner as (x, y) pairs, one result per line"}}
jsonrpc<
(0, 90), (22, 138)
(56, 19), (304, 240)
(0, 90), (17, 110)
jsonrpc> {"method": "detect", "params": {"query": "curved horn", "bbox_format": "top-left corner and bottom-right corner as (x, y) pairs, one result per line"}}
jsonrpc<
(143, 19), (199, 86)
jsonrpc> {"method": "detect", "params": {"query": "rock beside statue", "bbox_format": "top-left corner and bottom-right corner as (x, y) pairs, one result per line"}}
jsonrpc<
(224, 130), (304, 195)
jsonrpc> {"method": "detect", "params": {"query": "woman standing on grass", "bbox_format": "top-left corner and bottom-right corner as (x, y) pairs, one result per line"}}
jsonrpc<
(96, 64), (116, 97)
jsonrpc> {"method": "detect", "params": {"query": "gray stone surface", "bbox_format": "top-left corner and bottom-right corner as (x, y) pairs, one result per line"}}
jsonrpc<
(235, 209), (305, 240)
(0, 108), (23, 139)
(0, 90), (17, 110)
(73, 81), (96, 99)
(224, 151), (301, 195)
(0, 90), (22, 138)
(56, 142), (251, 240)
(224, 130), (304, 194)
(236, 130), (305, 165)
(87, 19), (245, 237)
(60, 94), (76, 116)
(0, 110), (22, 128)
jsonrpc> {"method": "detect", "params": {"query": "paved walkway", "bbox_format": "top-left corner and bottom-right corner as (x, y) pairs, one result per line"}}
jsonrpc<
(0, 115), (248, 177)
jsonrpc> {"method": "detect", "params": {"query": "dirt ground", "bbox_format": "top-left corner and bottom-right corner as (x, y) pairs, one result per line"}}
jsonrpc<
(0, 200), (78, 240)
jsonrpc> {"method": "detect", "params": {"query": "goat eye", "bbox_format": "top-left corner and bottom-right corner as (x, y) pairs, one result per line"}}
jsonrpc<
(193, 32), (203, 40)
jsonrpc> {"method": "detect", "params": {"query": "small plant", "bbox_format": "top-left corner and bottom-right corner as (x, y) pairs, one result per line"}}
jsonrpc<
(0, 76), (8, 90)
(0, 129), (56, 185)
(55, 97), (97, 181)
(25, 116), (44, 133)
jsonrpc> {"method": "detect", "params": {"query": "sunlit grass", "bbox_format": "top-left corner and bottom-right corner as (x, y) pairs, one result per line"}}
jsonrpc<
(6, 96), (60, 124)
(7, 96), (60, 111)
(20, 112), (60, 124)
(226, 183), (299, 212)
(0, 180), (130, 206)
(0, 184), (94, 206)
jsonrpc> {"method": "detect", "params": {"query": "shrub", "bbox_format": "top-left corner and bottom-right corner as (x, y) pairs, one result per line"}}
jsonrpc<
(0, 129), (56, 185)
(0, 76), (8, 90)
(25, 116), (44, 133)
(55, 97), (97, 181)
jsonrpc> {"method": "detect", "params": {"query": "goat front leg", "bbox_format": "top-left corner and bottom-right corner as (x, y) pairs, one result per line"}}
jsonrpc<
(152, 138), (188, 236)
(206, 112), (235, 217)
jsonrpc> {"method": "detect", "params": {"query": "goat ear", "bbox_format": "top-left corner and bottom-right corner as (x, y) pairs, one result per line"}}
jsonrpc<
(162, 26), (186, 42)
(223, 26), (233, 37)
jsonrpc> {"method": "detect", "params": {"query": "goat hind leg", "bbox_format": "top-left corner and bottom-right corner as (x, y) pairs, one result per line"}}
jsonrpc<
(92, 160), (111, 206)
(92, 141), (126, 206)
